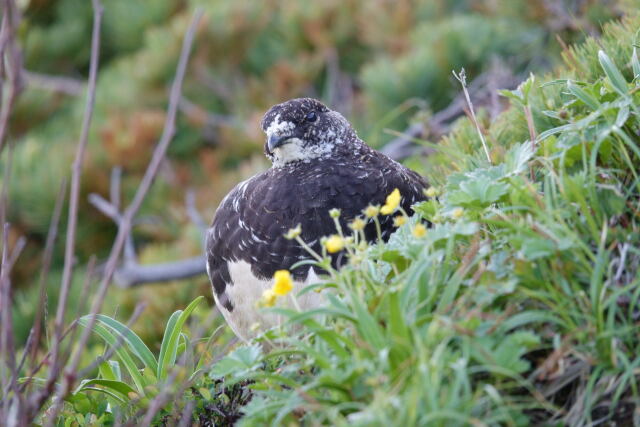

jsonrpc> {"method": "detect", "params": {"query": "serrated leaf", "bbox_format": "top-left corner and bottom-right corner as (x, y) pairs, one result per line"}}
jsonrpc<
(210, 344), (262, 378)
(458, 179), (509, 206)
(504, 142), (535, 176)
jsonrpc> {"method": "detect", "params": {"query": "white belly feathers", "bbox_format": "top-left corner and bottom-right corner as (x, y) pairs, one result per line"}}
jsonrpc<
(213, 260), (324, 341)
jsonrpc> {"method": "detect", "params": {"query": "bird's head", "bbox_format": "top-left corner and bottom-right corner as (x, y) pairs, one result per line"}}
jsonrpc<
(260, 98), (355, 167)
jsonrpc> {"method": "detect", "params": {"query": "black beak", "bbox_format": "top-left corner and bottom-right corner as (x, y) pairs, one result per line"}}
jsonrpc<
(267, 133), (292, 152)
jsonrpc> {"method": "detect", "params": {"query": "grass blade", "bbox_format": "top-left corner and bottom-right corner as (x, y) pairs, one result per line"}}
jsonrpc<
(79, 317), (146, 393)
(567, 80), (600, 110)
(92, 314), (158, 373)
(157, 296), (204, 380)
(74, 378), (136, 401)
(598, 50), (628, 95)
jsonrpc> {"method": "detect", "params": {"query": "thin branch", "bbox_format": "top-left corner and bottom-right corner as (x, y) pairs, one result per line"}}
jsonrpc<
(0, 223), (26, 421)
(22, 70), (85, 96)
(381, 63), (518, 161)
(178, 95), (236, 127)
(110, 166), (121, 212)
(89, 189), (207, 287)
(48, 0), (103, 397)
(453, 68), (492, 164)
(29, 179), (67, 370)
(61, 7), (203, 407)
(0, 0), (24, 154)
(186, 189), (207, 235)
(113, 256), (206, 287)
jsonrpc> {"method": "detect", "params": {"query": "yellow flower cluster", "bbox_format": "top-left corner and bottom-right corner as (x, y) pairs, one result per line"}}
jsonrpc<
(284, 224), (302, 240)
(349, 217), (366, 231)
(260, 270), (294, 307)
(364, 205), (380, 218)
(393, 215), (407, 227)
(424, 186), (439, 198)
(380, 188), (401, 215)
(325, 234), (345, 253)
(412, 223), (427, 238)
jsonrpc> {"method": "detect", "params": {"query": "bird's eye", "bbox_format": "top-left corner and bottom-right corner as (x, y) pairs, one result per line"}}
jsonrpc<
(305, 111), (318, 122)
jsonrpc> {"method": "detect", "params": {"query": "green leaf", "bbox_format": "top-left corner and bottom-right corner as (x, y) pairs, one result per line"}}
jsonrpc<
(210, 344), (262, 378)
(157, 296), (204, 380)
(460, 180), (509, 206)
(74, 378), (136, 402)
(78, 317), (146, 393)
(632, 47), (640, 79)
(598, 50), (628, 96)
(98, 360), (121, 382)
(567, 80), (600, 110)
(91, 314), (158, 373)
(520, 236), (555, 260)
(504, 142), (535, 176)
(632, 30), (640, 79)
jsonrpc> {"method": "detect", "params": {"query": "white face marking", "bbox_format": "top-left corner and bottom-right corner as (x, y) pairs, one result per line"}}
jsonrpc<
(265, 113), (338, 167)
(217, 260), (325, 341)
(270, 137), (336, 167)
(265, 114), (295, 140)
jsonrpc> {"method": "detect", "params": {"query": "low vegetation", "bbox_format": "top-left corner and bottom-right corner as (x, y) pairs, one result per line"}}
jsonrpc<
(1, 2), (639, 426)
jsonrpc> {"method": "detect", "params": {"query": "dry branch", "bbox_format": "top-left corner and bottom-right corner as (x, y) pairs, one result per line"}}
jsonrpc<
(50, 10), (204, 419)
(381, 61), (519, 161)
(0, 0), (24, 154)
(88, 183), (208, 288)
(22, 70), (85, 96)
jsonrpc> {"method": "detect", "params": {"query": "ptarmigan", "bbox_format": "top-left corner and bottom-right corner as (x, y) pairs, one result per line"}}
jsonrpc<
(206, 98), (427, 340)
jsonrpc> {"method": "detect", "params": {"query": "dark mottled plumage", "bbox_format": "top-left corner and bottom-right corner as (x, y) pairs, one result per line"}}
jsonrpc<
(206, 98), (427, 338)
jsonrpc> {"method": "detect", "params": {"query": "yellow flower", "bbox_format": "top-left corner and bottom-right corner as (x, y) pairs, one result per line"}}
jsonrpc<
(324, 234), (345, 253)
(364, 205), (380, 218)
(272, 270), (293, 296)
(393, 215), (407, 227)
(260, 288), (277, 307)
(329, 208), (341, 218)
(380, 188), (401, 215)
(424, 187), (438, 198)
(452, 207), (464, 219)
(412, 223), (427, 238)
(349, 217), (366, 231)
(284, 224), (302, 240)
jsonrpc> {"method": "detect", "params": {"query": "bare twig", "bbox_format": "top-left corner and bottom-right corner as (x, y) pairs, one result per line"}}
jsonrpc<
(178, 95), (236, 127)
(0, 224), (27, 424)
(178, 400), (196, 427)
(29, 180), (67, 370)
(67, 257), (97, 353)
(524, 102), (537, 180)
(0, 0), (24, 154)
(453, 68), (492, 164)
(60, 8), (203, 411)
(381, 63), (518, 161)
(22, 70), (85, 96)
(89, 190), (206, 287)
(186, 189), (207, 235)
(47, 0), (103, 408)
(110, 166), (122, 212)
(114, 255), (206, 287)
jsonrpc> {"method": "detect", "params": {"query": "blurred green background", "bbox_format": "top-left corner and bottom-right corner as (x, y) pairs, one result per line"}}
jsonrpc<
(6, 0), (627, 348)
